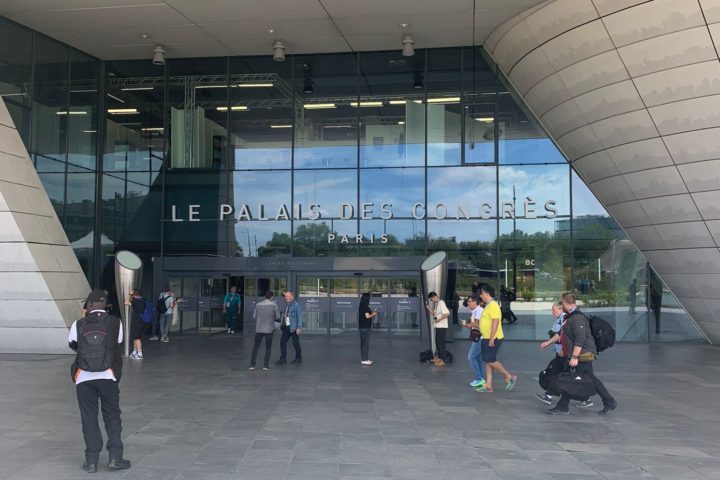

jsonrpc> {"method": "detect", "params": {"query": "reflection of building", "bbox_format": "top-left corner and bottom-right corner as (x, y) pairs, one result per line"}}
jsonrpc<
(0, 2), (712, 351)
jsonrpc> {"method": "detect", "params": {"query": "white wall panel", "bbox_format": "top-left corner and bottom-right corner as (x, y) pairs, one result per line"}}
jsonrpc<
(634, 61), (720, 107)
(603, 0), (704, 47)
(679, 160), (720, 193)
(607, 138), (674, 174)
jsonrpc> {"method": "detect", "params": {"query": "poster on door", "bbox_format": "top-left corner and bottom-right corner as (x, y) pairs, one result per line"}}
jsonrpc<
(369, 296), (388, 312)
(389, 297), (420, 313)
(299, 296), (328, 311)
(331, 297), (358, 311)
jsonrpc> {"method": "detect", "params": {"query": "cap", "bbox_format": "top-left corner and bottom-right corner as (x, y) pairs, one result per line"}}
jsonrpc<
(86, 289), (108, 310)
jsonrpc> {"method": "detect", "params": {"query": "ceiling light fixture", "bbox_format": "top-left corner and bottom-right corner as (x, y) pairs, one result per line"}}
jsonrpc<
(398, 121), (405, 125)
(304, 103), (336, 109)
(427, 97), (460, 104)
(389, 100), (406, 105)
(108, 108), (139, 114)
(399, 23), (409, 29)
(401, 34), (415, 57)
(235, 83), (274, 88)
(323, 125), (353, 129)
(106, 93), (125, 103)
(267, 28), (276, 34)
(140, 33), (150, 39)
(195, 84), (228, 89)
(83, 130), (97, 133)
(474, 117), (494, 123)
(216, 106), (248, 111)
(272, 40), (286, 62)
(152, 45), (166, 65)
(56, 111), (87, 115)
(141, 127), (165, 132)
(270, 125), (292, 128)
(350, 101), (383, 107)
(121, 86), (154, 91)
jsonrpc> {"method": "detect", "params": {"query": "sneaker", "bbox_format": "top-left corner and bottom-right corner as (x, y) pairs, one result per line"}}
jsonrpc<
(469, 379), (486, 388)
(230, 330), (236, 334)
(548, 406), (570, 415)
(227, 328), (231, 334)
(535, 393), (553, 405)
(149, 336), (159, 341)
(505, 375), (517, 391)
(575, 399), (594, 408)
(249, 366), (256, 371)
(599, 400), (618, 416)
(262, 367), (270, 371)
(360, 360), (373, 365)
(129, 352), (139, 359)
(475, 386), (494, 393)
(135, 352), (143, 360)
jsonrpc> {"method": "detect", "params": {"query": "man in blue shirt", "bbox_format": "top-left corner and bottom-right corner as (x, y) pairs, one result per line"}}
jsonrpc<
(276, 290), (303, 365)
(223, 286), (241, 334)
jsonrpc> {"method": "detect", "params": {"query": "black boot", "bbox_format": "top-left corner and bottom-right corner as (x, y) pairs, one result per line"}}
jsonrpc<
(275, 358), (287, 365)
(108, 458), (131, 470)
(291, 358), (302, 364)
(599, 400), (617, 415)
(81, 462), (97, 473)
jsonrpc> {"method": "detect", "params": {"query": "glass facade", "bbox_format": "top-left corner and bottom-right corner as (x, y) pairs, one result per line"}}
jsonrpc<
(0, 16), (704, 342)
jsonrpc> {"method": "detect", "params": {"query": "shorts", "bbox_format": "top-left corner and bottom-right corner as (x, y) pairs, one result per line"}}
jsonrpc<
(480, 338), (503, 363)
(131, 317), (145, 340)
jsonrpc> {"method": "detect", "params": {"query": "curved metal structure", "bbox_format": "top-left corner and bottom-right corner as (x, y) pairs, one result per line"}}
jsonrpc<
(421, 251), (448, 354)
(115, 250), (143, 357)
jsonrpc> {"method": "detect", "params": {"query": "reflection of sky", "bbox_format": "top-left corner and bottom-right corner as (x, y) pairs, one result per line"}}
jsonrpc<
(427, 166), (496, 215)
(232, 171), (291, 207)
(499, 164), (570, 216)
(360, 168), (424, 218)
(500, 218), (562, 235)
(360, 144), (424, 168)
(234, 148), (291, 170)
(295, 145), (357, 168)
(572, 171), (609, 217)
(500, 138), (566, 164)
(294, 170), (357, 218)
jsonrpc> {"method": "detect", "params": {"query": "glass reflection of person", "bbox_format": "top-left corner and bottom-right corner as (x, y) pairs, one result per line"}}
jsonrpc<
(359, 293), (377, 366)
(628, 279), (637, 315)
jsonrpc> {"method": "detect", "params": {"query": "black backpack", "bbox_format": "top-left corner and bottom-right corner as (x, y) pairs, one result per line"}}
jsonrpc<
(156, 297), (168, 315)
(588, 315), (616, 352)
(77, 316), (112, 372)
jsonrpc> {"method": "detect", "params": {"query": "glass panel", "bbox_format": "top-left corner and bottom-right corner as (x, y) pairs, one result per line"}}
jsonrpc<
(359, 277), (389, 333)
(230, 56), (292, 170)
(0, 18), (32, 146)
(427, 48), (461, 166)
(427, 165), (496, 218)
(166, 277), (183, 333)
(499, 164), (570, 218)
(389, 277), (421, 336)
(33, 35), (68, 173)
(293, 169), (357, 219)
(198, 277), (228, 333)
(105, 60), (165, 172)
(330, 277), (358, 335)
(68, 50), (98, 171)
(298, 277), (329, 334)
(294, 53), (358, 168)
(236, 221), (292, 257)
(167, 58), (228, 169)
(179, 277), (201, 333)
(66, 173), (96, 280)
(295, 220), (357, 257)
(358, 219), (426, 257)
(359, 167), (424, 218)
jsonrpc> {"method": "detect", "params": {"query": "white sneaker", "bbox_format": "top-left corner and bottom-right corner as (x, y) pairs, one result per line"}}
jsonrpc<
(129, 352), (138, 359)
(361, 360), (373, 365)
(227, 328), (231, 334)
(230, 330), (236, 335)
(149, 336), (159, 341)
(136, 352), (143, 359)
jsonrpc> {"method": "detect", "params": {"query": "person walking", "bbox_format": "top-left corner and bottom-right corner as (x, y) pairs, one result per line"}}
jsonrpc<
(125, 289), (146, 360)
(499, 285), (518, 324)
(69, 290), (131, 473)
(158, 289), (176, 343)
(450, 291), (460, 325)
(276, 291), (303, 365)
(628, 279), (638, 315)
(548, 292), (618, 415)
(223, 286), (241, 334)
(250, 291), (280, 371)
(359, 293), (377, 365)
(475, 285), (517, 393)
(426, 292), (450, 367)
(463, 295), (485, 388)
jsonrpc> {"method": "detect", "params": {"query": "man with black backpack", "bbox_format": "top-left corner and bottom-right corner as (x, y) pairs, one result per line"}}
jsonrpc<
(68, 290), (131, 473)
(548, 292), (617, 416)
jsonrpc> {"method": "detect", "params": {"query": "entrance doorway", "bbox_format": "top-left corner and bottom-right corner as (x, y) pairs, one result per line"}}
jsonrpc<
(166, 275), (232, 334)
(296, 275), (421, 337)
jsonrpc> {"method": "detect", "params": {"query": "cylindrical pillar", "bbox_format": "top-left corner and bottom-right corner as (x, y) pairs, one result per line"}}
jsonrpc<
(114, 251), (143, 357)
(421, 251), (448, 355)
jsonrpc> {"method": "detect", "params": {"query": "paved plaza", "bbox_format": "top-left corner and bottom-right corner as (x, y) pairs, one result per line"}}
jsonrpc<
(1, 334), (719, 480)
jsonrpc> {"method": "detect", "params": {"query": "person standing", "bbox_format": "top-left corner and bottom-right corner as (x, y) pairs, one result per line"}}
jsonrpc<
(359, 293), (377, 366)
(475, 285), (517, 393)
(499, 285), (518, 324)
(69, 290), (131, 473)
(125, 289), (146, 360)
(276, 291), (303, 365)
(158, 288), (176, 343)
(426, 292), (450, 367)
(628, 279), (638, 315)
(250, 291), (280, 371)
(463, 295), (485, 388)
(549, 292), (617, 415)
(223, 286), (241, 334)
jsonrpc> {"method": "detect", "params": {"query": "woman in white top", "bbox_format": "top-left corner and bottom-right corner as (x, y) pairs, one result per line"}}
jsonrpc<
(426, 292), (450, 367)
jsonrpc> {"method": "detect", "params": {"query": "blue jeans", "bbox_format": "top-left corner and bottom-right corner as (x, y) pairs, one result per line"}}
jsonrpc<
(467, 341), (485, 381)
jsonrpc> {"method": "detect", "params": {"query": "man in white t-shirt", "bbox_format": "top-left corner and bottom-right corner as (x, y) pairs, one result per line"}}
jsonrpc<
(463, 295), (486, 387)
(68, 290), (131, 474)
(426, 292), (450, 367)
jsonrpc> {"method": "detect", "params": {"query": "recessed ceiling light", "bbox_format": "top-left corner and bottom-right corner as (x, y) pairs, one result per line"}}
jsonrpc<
(399, 23), (409, 28)
(108, 108), (139, 114)
(267, 28), (276, 34)
(304, 103), (336, 109)
(140, 33), (150, 39)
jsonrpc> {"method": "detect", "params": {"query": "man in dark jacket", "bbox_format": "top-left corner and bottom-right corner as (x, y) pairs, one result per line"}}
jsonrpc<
(548, 292), (617, 416)
(69, 290), (131, 473)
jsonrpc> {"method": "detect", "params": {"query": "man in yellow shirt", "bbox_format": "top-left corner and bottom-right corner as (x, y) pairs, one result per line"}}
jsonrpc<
(475, 285), (517, 393)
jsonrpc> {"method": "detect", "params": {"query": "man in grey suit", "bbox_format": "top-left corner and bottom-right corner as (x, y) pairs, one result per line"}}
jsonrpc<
(250, 291), (280, 371)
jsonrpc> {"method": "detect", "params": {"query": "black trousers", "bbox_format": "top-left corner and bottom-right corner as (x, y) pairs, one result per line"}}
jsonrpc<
(279, 328), (301, 360)
(435, 328), (447, 359)
(251, 332), (274, 367)
(557, 361), (614, 409)
(359, 328), (370, 361)
(76, 379), (123, 464)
